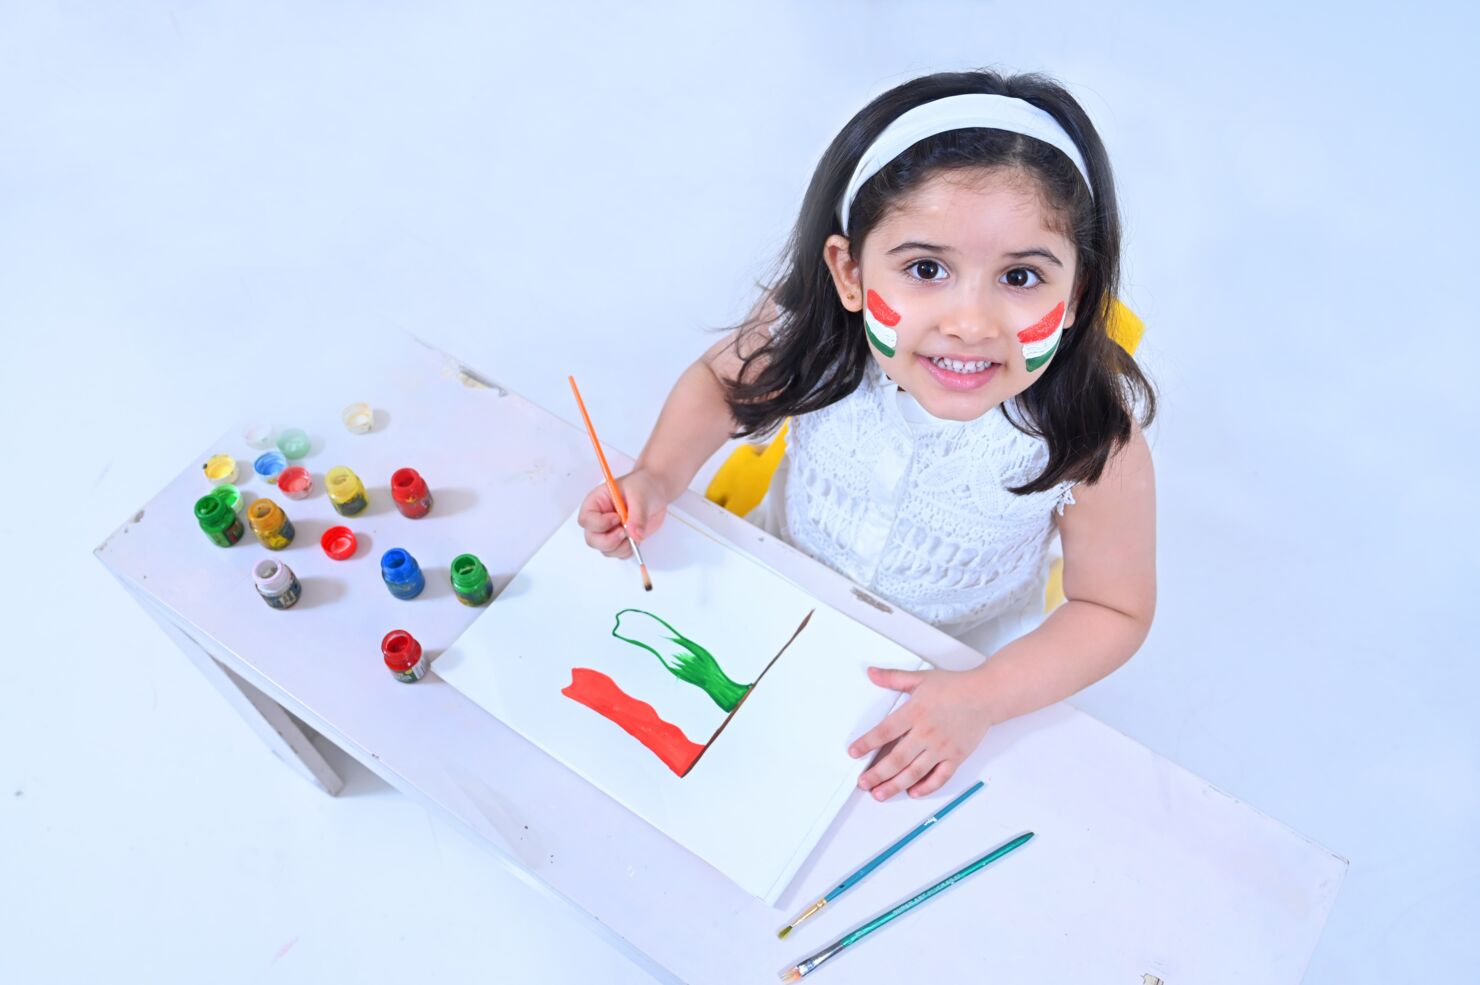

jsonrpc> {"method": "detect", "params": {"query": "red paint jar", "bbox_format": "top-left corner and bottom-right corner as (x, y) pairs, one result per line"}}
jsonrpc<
(391, 468), (433, 518)
(381, 630), (426, 683)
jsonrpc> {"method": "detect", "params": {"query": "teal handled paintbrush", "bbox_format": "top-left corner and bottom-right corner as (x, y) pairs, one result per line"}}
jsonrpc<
(779, 831), (1034, 982)
(777, 779), (985, 939)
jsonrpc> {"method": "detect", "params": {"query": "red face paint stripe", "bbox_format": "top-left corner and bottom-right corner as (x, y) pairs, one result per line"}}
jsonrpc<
(1016, 302), (1067, 344)
(866, 289), (901, 327)
(561, 667), (705, 777)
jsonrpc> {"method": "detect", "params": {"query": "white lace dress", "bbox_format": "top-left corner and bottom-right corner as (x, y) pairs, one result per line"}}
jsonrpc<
(748, 363), (1077, 656)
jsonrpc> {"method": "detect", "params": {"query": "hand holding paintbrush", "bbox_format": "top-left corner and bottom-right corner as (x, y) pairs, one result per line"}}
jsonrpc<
(571, 376), (656, 591)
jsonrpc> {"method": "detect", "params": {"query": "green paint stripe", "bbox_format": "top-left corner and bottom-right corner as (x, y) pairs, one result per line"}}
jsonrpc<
(612, 609), (751, 712)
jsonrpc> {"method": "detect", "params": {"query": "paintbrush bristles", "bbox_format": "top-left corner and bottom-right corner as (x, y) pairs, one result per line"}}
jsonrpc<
(778, 969), (802, 984)
(778, 897), (826, 938)
(627, 534), (653, 592)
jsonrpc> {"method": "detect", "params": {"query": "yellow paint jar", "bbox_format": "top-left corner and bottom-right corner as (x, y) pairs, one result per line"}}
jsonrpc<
(248, 498), (295, 550)
(326, 466), (369, 516)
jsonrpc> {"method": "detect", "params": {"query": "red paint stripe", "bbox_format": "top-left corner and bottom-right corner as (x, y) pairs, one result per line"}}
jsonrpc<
(1016, 302), (1066, 344)
(865, 289), (901, 327)
(562, 668), (705, 777)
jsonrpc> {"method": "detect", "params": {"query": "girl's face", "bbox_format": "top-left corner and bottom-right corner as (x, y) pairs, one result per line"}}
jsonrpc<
(825, 169), (1079, 421)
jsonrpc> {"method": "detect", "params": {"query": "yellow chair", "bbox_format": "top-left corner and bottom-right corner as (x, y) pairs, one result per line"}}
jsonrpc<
(705, 301), (1145, 611)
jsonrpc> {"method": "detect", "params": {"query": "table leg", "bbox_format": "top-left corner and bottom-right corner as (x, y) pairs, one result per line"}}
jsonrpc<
(126, 582), (345, 796)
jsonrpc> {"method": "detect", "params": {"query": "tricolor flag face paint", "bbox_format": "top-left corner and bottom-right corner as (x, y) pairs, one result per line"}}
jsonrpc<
(1017, 301), (1068, 373)
(864, 289), (900, 358)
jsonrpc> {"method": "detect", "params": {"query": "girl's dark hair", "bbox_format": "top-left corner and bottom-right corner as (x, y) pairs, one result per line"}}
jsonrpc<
(723, 69), (1155, 494)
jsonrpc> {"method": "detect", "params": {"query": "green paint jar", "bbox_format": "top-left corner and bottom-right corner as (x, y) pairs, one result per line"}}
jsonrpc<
(194, 494), (245, 547)
(450, 553), (493, 606)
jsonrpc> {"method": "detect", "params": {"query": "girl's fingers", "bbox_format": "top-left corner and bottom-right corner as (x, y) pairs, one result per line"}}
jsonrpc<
(906, 759), (957, 799)
(857, 736), (922, 792)
(868, 748), (933, 800)
(849, 708), (911, 759)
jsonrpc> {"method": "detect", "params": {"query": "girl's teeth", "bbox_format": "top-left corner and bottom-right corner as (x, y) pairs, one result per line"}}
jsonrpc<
(930, 356), (993, 374)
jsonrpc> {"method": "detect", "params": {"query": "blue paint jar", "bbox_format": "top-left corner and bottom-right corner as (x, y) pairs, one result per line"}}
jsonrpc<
(380, 548), (426, 600)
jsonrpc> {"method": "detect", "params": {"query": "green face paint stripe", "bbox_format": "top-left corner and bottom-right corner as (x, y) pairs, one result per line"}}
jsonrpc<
(1025, 337), (1060, 372)
(612, 609), (751, 712)
(864, 316), (896, 357)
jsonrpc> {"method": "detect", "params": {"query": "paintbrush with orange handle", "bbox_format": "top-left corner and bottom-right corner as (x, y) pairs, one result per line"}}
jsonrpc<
(568, 375), (653, 592)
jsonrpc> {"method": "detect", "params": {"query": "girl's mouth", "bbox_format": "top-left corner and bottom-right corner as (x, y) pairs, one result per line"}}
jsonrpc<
(920, 354), (998, 390)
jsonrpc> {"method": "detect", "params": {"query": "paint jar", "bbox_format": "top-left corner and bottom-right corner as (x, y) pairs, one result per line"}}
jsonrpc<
(381, 630), (427, 683)
(321, 525), (357, 560)
(450, 553), (493, 606)
(248, 498), (295, 550)
(211, 483), (244, 516)
(253, 558), (301, 610)
(203, 454), (238, 485)
(380, 548), (425, 600)
(254, 450), (287, 485)
(276, 427), (311, 460)
(194, 494), (245, 547)
(342, 402), (373, 434)
(391, 467), (433, 518)
(326, 466), (369, 516)
(278, 466), (313, 500)
(243, 423), (274, 449)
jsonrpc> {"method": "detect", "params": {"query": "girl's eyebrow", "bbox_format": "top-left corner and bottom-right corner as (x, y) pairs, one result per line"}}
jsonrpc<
(885, 241), (1065, 268)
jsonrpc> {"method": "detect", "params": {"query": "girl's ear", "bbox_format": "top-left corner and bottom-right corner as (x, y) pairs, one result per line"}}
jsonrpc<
(823, 234), (864, 312)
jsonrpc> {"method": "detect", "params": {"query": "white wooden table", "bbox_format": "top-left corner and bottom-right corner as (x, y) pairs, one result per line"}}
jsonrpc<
(95, 338), (1346, 985)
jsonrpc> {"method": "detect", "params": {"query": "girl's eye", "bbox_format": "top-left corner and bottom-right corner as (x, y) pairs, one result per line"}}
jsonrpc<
(1003, 267), (1043, 289)
(907, 259), (946, 281)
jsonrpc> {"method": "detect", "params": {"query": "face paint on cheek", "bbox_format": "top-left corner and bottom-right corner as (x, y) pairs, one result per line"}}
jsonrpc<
(863, 289), (900, 358)
(1017, 302), (1068, 373)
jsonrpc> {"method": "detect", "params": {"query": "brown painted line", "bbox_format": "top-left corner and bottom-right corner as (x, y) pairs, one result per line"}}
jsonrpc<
(679, 608), (815, 778)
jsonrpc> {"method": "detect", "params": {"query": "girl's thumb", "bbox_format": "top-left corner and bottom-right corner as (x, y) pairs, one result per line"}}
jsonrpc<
(868, 666), (923, 694)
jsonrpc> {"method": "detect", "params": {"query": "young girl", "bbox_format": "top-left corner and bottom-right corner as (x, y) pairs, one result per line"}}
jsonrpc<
(579, 69), (1156, 803)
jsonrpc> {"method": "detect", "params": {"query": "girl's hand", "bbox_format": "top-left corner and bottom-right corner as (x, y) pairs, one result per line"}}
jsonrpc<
(848, 666), (995, 800)
(576, 468), (674, 558)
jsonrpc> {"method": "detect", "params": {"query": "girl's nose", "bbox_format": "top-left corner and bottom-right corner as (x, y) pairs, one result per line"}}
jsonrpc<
(939, 291), (1005, 344)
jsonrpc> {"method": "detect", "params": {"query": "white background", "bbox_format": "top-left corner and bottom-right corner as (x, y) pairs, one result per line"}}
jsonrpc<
(2, 2), (1475, 982)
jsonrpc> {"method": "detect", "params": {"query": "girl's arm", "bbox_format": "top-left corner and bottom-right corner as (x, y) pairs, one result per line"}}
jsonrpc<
(578, 297), (779, 555)
(849, 425), (1157, 800)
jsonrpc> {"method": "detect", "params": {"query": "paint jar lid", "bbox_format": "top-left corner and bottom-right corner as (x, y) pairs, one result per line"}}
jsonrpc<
(243, 423), (274, 449)
(450, 553), (490, 594)
(278, 466), (313, 500)
(342, 402), (373, 434)
(254, 451), (287, 482)
(194, 494), (234, 532)
(381, 630), (423, 672)
(392, 467), (428, 503)
(203, 454), (238, 485)
(321, 526), (357, 560)
(277, 428), (311, 460)
(253, 558), (295, 595)
(211, 484), (244, 515)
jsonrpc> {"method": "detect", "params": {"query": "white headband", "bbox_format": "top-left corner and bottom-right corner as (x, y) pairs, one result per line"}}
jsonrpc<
(837, 93), (1094, 234)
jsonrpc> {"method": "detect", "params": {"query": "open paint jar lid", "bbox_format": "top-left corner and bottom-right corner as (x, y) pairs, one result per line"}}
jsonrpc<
(278, 466), (313, 499)
(321, 526), (358, 560)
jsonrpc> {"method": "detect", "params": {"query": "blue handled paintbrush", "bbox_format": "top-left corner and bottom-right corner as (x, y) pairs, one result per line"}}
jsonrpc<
(779, 831), (1034, 982)
(777, 779), (985, 939)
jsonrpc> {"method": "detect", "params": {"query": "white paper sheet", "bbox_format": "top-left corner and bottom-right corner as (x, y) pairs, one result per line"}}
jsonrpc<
(436, 509), (923, 903)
